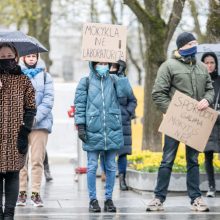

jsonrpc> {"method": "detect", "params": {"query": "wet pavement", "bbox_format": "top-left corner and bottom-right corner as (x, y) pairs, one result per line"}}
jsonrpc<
(15, 162), (220, 220)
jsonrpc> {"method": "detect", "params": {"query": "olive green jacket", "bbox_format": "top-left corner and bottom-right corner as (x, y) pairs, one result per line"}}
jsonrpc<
(152, 53), (214, 113)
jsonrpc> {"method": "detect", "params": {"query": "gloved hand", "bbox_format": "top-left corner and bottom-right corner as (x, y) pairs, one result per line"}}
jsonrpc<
(77, 124), (87, 143)
(17, 125), (31, 154)
(117, 60), (126, 76)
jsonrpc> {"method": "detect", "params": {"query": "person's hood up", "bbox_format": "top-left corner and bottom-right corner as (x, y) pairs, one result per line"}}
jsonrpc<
(201, 52), (218, 79)
(88, 61), (111, 78)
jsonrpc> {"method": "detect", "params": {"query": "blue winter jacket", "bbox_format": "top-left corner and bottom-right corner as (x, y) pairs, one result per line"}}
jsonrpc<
(74, 62), (132, 152)
(20, 60), (54, 133)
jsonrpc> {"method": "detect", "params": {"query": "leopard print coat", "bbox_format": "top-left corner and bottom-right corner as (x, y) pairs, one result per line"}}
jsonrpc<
(0, 73), (36, 172)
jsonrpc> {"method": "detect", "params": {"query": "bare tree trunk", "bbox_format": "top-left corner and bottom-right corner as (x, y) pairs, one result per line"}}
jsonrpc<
(27, 0), (52, 70)
(37, 0), (52, 70)
(124, 0), (186, 151)
(206, 0), (220, 43)
(90, 0), (99, 22)
(189, 0), (207, 42)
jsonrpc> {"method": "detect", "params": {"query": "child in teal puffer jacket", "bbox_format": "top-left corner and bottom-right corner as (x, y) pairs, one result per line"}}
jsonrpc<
(74, 61), (132, 213)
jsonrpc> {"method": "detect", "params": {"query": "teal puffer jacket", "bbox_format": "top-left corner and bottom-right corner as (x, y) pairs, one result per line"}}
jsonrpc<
(74, 62), (132, 152)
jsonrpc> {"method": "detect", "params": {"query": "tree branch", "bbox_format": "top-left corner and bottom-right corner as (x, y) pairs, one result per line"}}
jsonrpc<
(106, 0), (117, 24)
(144, 0), (160, 17)
(165, 0), (186, 49)
(123, 0), (152, 28)
(189, 0), (206, 42)
(127, 45), (142, 85)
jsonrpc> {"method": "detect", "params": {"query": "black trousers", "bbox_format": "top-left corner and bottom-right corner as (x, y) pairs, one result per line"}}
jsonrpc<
(0, 171), (19, 214)
(205, 151), (215, 188)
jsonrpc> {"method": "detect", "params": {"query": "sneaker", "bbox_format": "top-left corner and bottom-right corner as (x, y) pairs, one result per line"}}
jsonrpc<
(31, 192), (44, 207)
(89, 199), (101, 213)
(104, 199), (116, 212)
(146, 198), (164, 211)
(191, 197), (209, 212)
(16, 191), (27, 206)
(206, 187), (216, 198)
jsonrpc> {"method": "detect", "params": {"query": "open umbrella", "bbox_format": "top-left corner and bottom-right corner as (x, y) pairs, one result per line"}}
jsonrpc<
(0, 31), (48, 56)
(197, 43), (220, 53)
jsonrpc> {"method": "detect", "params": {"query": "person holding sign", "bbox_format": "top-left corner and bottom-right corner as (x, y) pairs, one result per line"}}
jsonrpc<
(201, 52), (220, 198)
(148, 32), (214, 212)
(74, 61), (132, 213)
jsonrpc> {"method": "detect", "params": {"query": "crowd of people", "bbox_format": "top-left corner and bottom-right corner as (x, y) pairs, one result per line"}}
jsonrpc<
(0, 30), (219, 219)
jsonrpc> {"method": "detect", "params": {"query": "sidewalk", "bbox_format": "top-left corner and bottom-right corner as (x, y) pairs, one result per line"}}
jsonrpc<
(15, 162), (220, 220)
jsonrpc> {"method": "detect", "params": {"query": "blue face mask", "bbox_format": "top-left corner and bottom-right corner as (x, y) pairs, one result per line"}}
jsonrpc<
(95, 65), (109, 76)
(179, 46), (197, 57)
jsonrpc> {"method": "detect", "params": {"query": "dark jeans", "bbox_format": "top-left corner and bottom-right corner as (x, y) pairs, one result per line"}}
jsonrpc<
(0, 171), (19, 214)
(118, 154), (127, 174)
(154, 135), (201, 203)
(205, 151), (215, 188)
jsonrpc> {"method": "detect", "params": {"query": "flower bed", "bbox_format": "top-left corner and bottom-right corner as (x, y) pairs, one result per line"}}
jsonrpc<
(127, 150), (220, 191)
(127, 150), (220, 173)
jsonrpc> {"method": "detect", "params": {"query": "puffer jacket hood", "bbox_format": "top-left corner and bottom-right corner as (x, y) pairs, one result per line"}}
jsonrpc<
(89, 61), (111, 78)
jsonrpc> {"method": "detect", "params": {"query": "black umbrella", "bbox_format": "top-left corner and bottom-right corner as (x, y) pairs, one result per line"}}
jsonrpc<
(0, 31), (48, 56)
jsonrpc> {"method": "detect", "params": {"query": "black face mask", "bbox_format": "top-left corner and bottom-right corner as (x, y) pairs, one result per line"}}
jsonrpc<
(109, 70), (118, 75)
(0, 58), (22, 75)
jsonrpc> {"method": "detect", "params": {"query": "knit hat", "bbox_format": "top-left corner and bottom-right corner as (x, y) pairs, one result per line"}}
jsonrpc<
(176, 32), (196, 49)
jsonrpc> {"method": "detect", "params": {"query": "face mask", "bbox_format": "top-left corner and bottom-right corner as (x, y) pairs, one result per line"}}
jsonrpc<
(109, 70), (118, 75)
(0, 58), (21, 75)
(95, 65), (109, 76)
(179, 46), (197, 57)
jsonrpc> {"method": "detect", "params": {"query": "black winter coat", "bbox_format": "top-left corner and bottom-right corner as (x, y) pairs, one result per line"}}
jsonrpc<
(117, 91), (137, 156)
(205, 76), (220, 152)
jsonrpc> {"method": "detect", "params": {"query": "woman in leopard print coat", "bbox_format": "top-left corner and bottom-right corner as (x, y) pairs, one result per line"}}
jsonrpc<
(0, 43), (36, 219)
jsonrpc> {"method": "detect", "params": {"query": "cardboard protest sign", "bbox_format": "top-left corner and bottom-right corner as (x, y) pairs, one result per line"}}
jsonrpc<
(159, 91), (218, 152)
(81, 23), (127, 63)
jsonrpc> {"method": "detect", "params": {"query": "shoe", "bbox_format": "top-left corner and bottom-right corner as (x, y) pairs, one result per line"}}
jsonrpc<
(101, 172), (106, 182)
(3, 207), (15, 220)
(206, 187), (216, 198)
(119, 173), (128, 191)
(44, 164), (53, 182)
(89, 199), (101, 212)
(104, 199), (116, 212)
(191, 197), (209, 212)
(31, 192), (44, 207)
(16, 191), (27, 206)
(146, 198), (164, 211)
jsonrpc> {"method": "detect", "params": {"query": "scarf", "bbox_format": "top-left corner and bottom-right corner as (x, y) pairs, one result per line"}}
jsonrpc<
(22, 67), (44, 79)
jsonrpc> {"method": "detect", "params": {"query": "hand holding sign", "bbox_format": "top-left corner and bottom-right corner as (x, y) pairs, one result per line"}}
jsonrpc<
(197, 99), (209, 110)
(159, 91), (218, 152)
